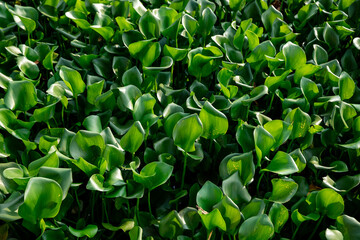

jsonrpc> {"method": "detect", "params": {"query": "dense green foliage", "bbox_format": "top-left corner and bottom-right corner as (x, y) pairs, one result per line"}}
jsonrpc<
(1, 0), (360, 239)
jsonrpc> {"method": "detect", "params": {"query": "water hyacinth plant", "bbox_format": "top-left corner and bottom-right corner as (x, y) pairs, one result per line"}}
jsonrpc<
(0, 0), (360, 239)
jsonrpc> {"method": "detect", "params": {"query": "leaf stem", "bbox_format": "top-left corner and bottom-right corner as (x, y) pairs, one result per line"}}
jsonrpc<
(291, 224), (301, 240)
(136, 198), (140, 225)
(256, 171), (265, 196)
(148, 190), (153, 218)
(181, 153), (188, 190)
(309, 215), (325, 240)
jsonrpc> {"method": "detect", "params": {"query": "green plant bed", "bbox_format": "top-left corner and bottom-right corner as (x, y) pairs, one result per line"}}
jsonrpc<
(0, 0), (360, 239)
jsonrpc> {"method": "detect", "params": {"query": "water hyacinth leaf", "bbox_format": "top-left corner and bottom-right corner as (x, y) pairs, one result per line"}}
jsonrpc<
(196, 181), (223, 212)
(0, 191), (23, 221)
(86, 174), (113, 192)
(261, 6), (283, 31)
(219, 152), (255, 185)
(4, 80), (37, 112)
(159, 210), (183, 239)
(59, 66), (85, 97)
(173, 114), (202, 153)
(163, 45), (188, 61)
(264, 120), (292, 150)
(198, 208), (226, 232)
(323, 174), (360, 193)
(69, 225), (98, 238)
(28, 152), (59, 176)
(354, 38), (360, 50)
(222, 172), (251, 205)
(247, 40), (276, 63)
(283, 41), (306, 70)
(102, 219), (135, 232)
(339, 72), (355, 100)
(291, 209), (320, 226)
(325, 229), (343, 240)
(229, 0), (246, 11)
(131, 161), (173, 190)
(188, 46), (223, 78)
(70, 130), (105, 163)
(139, 11), (160, 39)
(262, 151), (298, 175)
(17, 56), (39, 79)
(300, 77), (320, 102)
(336, 215), (360, 240)
(8, 5), (38, 33)
(120, 121), (145, 153)
(18, 177), (63, 224)
(323, 23), (339, 49)
(199, 101), (228, 139)
(313, 44), (328, 65)
(254, 126), (275, 163)
(122, 66), (142, 87)
(198, 7), (216, 38)
(285, 108), (311, 139)
(33, 103), (56, 123)
(269, 203), (289, 233)
(90, 25), (114, 42)
(269, 178), (298, 203)
(128, 39), (161, 67)
(38, 167), (72, 200)
(316, 188), (344, 219)
(241, 198), (265, 220)
(238, 214), (274, 240)
(213, 195), (241, 234)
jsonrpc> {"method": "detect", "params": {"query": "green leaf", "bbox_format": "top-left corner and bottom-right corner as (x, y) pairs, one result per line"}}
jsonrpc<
(38, 167), (72, 201)
(222, 172), (251, 205)
(131, 161), (173, 190)
(159, 210), (183, 239)
(128, 39), (161, 67)
(90, 25), (114, 42)
(102, 219), (135, 232)
(213, 195), (241, 234)
(261, 6), (283, 31)
(241, 198), (266, 220)
(262, 151), (299, 175)
(264, 120), (292, 150)
(336, 215), (360, 240)
(198, 7), (216, 38)
(269, 178), (298, 203)
(17, 56), (39, 79)
(229, 0), (246, 11)
(33, 103), (56, 123)
(238, 214), (274, 240)
(199, 101), (228, 139)
(173, 114), (202, 152)
(323, 23), (339, 49)
(8, 5), (38, 33)
(199, 208), (226, 232)
(254, 126), (275, 163)
(163, 45), (188, 61)
(325, 228), (343, 240)
(122, 66), (142, 87)
(4, 80), (37, 112)
(18, 177), (63, 224)
(339, 72), (355, 100)
(316, 188), (344, 219)
(247, 40), (276, 63)
(219, 152), (255, 185)
(291, 209), (320, 226)
(285, 108), (311, 139)
(269, 203), (289, 233)
(196, 181), (223, 212)
(69, 130), (105, 163)
(0, 191), (23, 221)
(28, 152), (59, 176)
(69, 225), (98, 238)
(282, 41), (306, 70)
(300, 77), (320, 102)
(139, 11), (160, 39)
(313, 44), (328, 65)
(86, 174), (113, 192)
(59, 66), (85, 97)
(120, 121), (145, 153)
